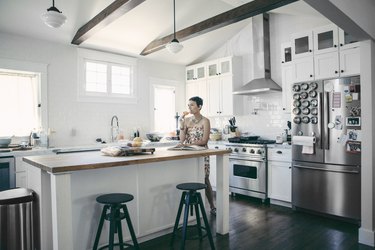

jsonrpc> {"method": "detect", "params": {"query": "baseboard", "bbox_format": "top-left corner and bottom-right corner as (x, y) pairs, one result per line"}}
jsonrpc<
(270, 199), (292, 208)
(359, 227), (375, 247)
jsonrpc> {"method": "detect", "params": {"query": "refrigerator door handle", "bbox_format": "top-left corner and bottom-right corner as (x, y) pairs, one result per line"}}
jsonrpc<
(319, 92), (323, 150)
(325, 92), (330, 150)
(294, 164), (360, 174)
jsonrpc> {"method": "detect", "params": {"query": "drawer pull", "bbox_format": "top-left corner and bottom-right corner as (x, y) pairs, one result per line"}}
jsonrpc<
(276, 151), (282, 154)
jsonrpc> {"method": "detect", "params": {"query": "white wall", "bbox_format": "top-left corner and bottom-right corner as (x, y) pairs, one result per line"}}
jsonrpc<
(0, 32), (185, 147)
(202, 14), (330, 139)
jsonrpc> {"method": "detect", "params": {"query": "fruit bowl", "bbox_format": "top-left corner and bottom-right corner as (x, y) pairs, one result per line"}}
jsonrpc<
(146, 133), (164, 142)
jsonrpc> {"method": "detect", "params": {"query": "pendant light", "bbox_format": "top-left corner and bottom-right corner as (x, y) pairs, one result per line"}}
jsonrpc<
(166, 0), (183, 53)
(41, 0), (67, 28)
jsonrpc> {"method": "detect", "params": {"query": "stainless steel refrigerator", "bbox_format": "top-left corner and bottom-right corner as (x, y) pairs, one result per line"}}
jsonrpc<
(291, 76), (361, 221)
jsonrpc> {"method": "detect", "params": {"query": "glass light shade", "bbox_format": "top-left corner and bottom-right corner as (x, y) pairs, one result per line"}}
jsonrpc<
(41, 10), (67, 28)
(166, 39), (183, 54)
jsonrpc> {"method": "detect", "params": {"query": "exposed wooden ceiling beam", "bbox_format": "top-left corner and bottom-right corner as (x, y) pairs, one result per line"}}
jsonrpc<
(71, 0), (146, 45)
(140, 0), (298, 56)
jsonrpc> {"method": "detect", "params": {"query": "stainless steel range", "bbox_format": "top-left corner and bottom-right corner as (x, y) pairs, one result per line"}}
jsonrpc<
(226, 139), (275, 202)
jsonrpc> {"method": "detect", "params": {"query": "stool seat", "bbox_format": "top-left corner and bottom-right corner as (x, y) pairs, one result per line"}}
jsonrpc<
(176, 182), (207, 191)
(96, 193), (134, 204)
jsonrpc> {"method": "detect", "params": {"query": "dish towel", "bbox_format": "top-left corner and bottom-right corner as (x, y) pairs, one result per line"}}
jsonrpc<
(292, 136), (316, 155)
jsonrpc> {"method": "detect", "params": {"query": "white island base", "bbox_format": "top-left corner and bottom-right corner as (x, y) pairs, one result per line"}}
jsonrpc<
(24, 148), (229, 250)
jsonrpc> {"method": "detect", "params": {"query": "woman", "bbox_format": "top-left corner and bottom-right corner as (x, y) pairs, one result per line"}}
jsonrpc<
(179, 96), (216, 215)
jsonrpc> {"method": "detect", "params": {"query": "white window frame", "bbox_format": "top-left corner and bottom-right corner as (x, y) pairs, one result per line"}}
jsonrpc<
(0, 57), (48, 135)
(77, 48), (137, 104)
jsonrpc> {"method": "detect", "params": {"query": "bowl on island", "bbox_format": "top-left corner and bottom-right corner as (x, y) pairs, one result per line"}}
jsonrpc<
(146, 133), (164, 142)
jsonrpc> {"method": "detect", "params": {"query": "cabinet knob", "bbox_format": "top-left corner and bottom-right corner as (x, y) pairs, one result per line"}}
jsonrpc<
(334, 45), (337, 48)
(340, 43), (343, 47)
(282, 108), (285, 110)
(282, 61), (284, 64)
(309, 49), (312, 52)
(276, 151), (282, 154)
(335, 71), (338, 74)
(341, 70), (344, 73)
(310, 74), (313, 77)
(215, 146), (219, 149)
(289, 166), (292, 169)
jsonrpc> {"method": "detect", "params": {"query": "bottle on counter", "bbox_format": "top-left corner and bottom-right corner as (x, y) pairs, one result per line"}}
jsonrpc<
(282, 129), (288, 142)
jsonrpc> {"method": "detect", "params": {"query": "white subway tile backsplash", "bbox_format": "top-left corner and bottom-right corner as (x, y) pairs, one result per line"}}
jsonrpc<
(208, 92), (291, 140)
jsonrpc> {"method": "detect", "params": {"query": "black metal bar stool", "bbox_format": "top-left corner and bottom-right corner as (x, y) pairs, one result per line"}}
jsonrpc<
(171, 182), (215, 250)
(93, 193), (139, 250)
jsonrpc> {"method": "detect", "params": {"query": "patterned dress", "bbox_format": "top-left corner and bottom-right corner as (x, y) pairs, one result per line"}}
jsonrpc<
(183, 123), (210, 177)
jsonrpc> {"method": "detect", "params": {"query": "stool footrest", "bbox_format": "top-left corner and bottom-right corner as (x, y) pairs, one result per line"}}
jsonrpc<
(174, 224), (209, 241)
(98, 242), (135, 250)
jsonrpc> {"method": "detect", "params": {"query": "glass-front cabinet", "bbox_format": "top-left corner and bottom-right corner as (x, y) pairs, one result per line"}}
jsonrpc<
(207, 57), (232, 77)
(313, 24), (339, 55)
(281, 42), (292, 64)
(291, 30), (313, 59)
(185, 63), (206, 81)
(339, 28), (359, 50)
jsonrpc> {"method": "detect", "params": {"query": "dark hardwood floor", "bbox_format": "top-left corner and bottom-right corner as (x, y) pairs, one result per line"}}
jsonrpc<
(138, 195), (374, 250)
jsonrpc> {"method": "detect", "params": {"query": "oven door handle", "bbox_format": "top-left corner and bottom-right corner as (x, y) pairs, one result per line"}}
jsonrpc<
(230, 158), (265, 163)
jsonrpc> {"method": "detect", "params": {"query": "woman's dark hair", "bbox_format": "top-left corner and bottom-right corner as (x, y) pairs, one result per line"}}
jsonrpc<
(189, 96), (203, 107)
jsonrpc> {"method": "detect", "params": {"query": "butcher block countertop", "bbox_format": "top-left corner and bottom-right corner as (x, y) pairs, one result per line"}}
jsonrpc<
(23, 147), (230, 174)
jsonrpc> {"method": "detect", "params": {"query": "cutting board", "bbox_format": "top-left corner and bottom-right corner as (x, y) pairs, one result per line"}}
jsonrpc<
(101, 146), (155, 156)
(121, 147), (155, 156)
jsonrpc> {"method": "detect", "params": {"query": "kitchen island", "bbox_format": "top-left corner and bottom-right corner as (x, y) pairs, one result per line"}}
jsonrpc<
(23, 147), (230, 250)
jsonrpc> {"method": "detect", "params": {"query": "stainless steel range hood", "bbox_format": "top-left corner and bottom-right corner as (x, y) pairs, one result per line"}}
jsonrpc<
(233, 13), (281, 95)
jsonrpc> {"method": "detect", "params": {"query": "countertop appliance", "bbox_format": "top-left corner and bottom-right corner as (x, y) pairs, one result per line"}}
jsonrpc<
(291, 76), (361, 221)
(0, 156), (15, 191)
(226, 138), (275, 202)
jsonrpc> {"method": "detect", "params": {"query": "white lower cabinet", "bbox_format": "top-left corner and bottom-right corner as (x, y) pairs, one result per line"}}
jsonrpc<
(267, 147), (292, 206)
(15, 151), (53, 188)
(15, 157), (27, 188)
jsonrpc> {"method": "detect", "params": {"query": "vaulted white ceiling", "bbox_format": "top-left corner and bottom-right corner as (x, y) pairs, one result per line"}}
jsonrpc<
(0, 0), (322, 65)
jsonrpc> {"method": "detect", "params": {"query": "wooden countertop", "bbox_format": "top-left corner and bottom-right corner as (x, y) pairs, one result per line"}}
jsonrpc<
(23, 148), (230, 174)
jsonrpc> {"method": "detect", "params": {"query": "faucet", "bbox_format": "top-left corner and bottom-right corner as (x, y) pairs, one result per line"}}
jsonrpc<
(110, 115), (119, 142)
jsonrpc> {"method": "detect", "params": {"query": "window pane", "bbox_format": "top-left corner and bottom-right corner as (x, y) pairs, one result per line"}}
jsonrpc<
(85, 61), (107, 93)
(0, 72), (40, 136)
(111, 65), (131, 94)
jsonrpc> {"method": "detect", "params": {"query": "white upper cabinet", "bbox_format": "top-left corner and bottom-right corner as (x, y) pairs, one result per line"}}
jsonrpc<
(186, 63), (206, 81)
(314, 52), (340, 80)
(291, 30), (313, 59)
(313, 24), (339, 55)
(186, 80), (208, 114)
(207, 57), (232, 77)
(293, 56), (314, 82)
(207, 75), (233, 116)
(281, 42), (292, 65)
(291, 24), (360, 81)
(186, 56), (243, 117)
(338, 28), (360, 50)
(281, 63), (294, 113)
(340, 47), (360, 77)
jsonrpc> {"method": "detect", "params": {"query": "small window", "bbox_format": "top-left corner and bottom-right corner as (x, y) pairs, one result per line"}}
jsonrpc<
(78, 49), (137, 103)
